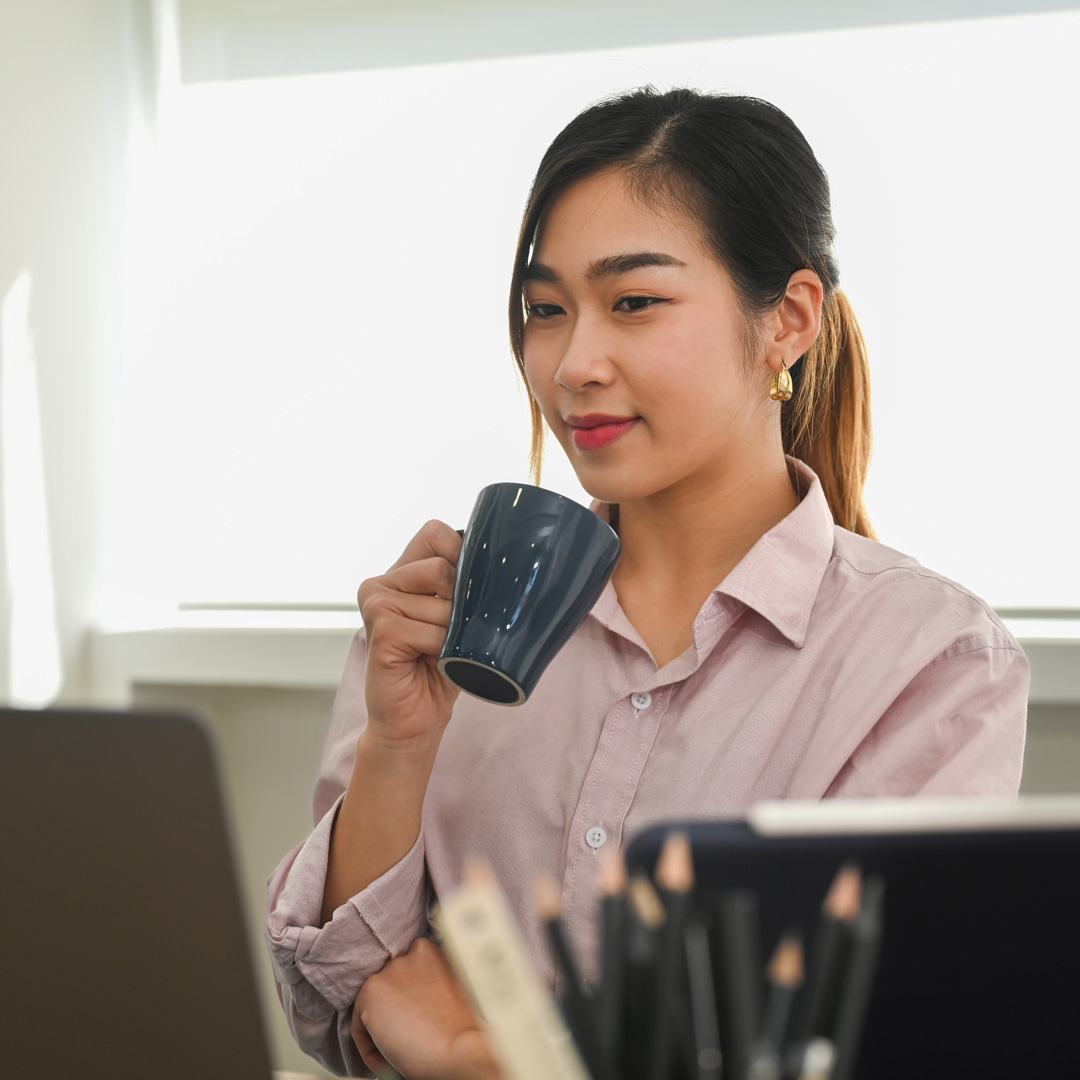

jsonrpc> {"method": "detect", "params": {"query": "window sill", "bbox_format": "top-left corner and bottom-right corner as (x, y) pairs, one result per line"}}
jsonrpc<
(88, 610), (362, 704)
(85, 613), (1080, 706)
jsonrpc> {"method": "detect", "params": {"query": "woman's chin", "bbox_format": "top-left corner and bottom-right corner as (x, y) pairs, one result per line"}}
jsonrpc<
(570, 466), (656, 508)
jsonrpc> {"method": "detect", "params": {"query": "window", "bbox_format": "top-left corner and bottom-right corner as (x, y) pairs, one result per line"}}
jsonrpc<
(103, 9), (1080, 613)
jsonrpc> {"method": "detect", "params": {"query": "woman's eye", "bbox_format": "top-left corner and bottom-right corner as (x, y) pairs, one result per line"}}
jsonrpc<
(615, 295), (670, 313)
(525, 302), (565, 319)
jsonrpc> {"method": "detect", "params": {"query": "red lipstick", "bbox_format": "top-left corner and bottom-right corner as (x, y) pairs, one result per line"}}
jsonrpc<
(568, 414), (640, 451)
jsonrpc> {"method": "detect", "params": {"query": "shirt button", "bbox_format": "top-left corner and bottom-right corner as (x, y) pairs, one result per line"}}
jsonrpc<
(585, 826), (608, 849)
(631, 691), (652, 711)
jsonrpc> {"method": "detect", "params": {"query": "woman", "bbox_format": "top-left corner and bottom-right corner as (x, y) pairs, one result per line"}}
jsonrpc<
(266, 88), (1027, 1078)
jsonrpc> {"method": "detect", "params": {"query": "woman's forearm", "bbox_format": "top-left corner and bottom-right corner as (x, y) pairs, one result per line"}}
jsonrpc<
(321, 727), (443, 924)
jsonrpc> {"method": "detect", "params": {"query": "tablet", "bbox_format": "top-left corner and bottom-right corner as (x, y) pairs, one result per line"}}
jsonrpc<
(625, 798), (1080, 1080)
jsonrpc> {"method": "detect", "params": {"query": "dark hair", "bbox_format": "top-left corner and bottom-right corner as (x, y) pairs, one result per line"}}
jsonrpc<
(508, 86), (874, 538)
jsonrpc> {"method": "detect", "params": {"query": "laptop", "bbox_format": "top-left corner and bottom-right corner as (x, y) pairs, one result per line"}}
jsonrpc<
(626, 799), (1080, 1080)
(0, 706), (274, 1079)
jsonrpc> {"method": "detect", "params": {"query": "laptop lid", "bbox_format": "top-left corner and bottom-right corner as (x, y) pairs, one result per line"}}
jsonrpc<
(0, 706), (273, 1079)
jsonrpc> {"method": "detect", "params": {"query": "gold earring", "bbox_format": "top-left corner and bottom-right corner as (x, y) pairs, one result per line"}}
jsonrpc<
(769, 360), (793, 402)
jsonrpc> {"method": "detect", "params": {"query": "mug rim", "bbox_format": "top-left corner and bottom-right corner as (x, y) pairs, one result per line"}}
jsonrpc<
(470, 482), (618, 542)
(436, 656), (527, 707)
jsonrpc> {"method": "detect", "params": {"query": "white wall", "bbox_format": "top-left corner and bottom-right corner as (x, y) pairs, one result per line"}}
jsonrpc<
(0, 0), (150, 704)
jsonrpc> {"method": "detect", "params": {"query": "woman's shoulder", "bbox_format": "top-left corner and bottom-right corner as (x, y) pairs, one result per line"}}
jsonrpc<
(819, 526), (1019, 654)
(828, 527), (969, 592)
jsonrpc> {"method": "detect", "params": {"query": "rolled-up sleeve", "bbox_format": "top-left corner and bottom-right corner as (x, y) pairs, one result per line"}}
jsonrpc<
(265, 630), (432, 1075)
(827, 631), (1029, 797)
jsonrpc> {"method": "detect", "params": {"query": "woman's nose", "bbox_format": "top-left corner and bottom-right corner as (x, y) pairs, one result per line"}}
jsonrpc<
(554, 321), (616, 392)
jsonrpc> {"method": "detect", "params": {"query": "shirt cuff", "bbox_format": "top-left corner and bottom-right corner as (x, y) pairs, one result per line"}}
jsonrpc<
(266, 794), (430, 1016)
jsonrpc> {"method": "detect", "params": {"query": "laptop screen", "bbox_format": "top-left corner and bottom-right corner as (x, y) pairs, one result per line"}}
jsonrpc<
(0, 707), (273, 1079)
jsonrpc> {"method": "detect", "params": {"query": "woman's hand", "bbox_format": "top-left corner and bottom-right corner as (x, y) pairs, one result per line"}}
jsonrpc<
(352, 938), (505, 1080)
(358, 520), (463, 751)
(322, 521), (463, 921)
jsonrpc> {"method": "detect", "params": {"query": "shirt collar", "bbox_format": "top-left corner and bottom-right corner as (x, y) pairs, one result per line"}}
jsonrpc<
(588, 458), (836, 650)
(714, 458), (835, 648)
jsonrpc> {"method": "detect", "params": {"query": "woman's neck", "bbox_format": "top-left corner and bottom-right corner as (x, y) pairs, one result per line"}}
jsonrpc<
(609, 455), (799, 667)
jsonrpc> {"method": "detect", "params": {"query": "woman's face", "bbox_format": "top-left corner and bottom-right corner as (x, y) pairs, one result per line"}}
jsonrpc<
(522, 168), (775, 507)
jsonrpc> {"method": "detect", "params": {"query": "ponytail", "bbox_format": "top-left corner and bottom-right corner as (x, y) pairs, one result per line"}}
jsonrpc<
(785, 290), (874, 538)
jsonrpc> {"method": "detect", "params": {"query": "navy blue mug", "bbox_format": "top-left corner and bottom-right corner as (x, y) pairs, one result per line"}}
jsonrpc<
(438, 483), (621, 705)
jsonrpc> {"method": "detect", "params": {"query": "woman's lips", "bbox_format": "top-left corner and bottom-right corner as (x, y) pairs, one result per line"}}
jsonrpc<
(569, 416), (640, 451)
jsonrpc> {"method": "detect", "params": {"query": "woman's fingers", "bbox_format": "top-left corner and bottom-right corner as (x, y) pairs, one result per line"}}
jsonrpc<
(358, 555), (459, 615)
(365, 612), (453, 666)
(352, 940), (505, 1080)
(361, 590), (453, 633)
(388, 554), (459, 600)
(360, 568), (455, 667)
(355, 520), (465, 744)
(386, 519), (464, 574)
(358, 537), (460, 663)
(350, 1008), (391, 1075)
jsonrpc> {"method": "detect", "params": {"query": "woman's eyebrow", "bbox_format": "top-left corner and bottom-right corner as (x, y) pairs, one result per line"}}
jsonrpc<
(523, 251), (687, 287)
(585, 251), (686, 281)
(523, 261), (562, 285)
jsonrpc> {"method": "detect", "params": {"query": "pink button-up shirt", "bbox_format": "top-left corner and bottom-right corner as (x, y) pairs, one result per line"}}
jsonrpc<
(266, 461), (1027, 1076)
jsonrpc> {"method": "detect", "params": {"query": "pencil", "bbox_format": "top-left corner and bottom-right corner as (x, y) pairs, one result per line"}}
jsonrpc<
(794, 864), (862, 1043)
(795, 1037), (837, 1080)
(747, 930), (804, 1080)
(712, 888), (762, 1080)
(683, 912), (723, 1080)
(828, 875), (884, 1080)
(596, 847), (628, 1067)
(647, 831), (696, 1080)
(625, 873), (665, 1080)
(761, 930), (804, 1051)
(534, 873), (611, 1080)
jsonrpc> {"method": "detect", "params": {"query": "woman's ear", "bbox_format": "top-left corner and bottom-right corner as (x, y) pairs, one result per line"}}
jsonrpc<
(765, 269), (823, 373)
